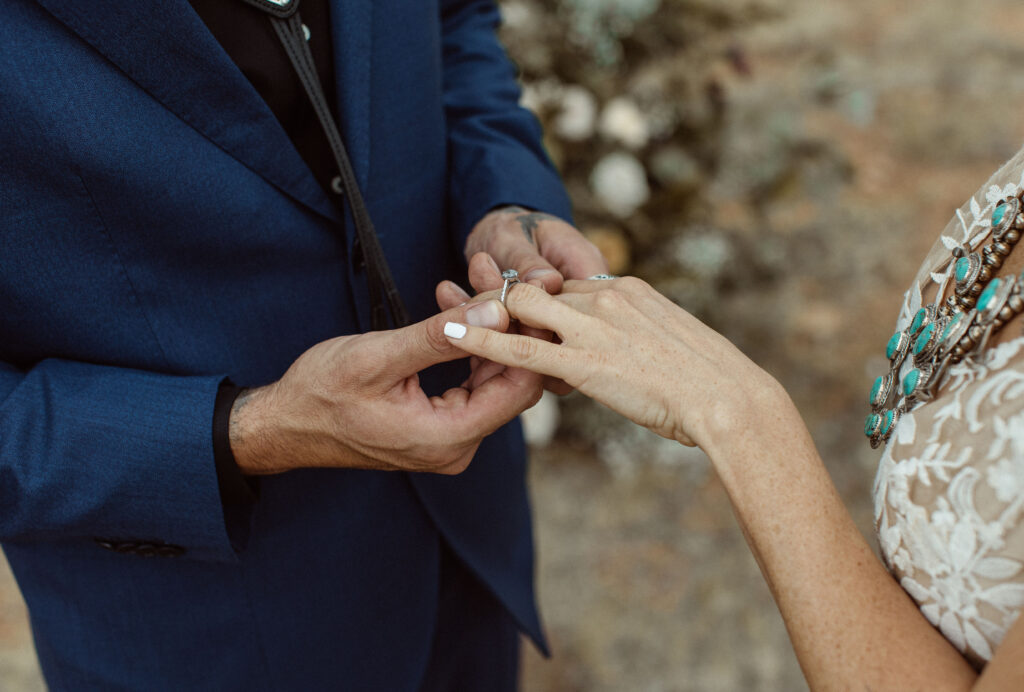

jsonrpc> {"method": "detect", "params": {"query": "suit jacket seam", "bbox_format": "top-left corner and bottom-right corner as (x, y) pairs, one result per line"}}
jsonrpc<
(75, 173), (174, 372)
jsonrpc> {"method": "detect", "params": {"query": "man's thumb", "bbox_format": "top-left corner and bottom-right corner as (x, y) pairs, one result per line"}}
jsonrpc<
(389, 299), (509, 376)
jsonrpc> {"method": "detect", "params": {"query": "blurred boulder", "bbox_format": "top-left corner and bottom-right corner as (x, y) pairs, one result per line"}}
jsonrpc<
(599, 97), (650, 149)
(590, 152), (650, 217)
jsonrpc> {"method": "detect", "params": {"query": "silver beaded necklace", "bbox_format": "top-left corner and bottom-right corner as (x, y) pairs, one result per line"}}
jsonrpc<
(866, 191), (1024, 448)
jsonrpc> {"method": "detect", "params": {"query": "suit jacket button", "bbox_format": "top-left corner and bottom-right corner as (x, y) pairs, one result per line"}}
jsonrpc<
(158, 545), (185, 557)
(94, 538), (184, 557)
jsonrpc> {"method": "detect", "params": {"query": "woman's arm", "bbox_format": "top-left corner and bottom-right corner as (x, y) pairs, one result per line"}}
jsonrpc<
(442, 276), (1024, 690)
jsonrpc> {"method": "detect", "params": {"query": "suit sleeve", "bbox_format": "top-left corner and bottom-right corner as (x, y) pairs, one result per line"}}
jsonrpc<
(0, 358), (243, 563)
(440, 0), (574, 247)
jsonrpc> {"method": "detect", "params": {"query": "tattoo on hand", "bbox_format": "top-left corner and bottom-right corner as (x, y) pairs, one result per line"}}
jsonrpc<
(512, 212), (560, 244)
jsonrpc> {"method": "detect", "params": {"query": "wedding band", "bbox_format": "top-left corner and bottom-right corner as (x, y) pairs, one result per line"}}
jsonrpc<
(587, 274), (617, 280)
(499, 269), (520, 306)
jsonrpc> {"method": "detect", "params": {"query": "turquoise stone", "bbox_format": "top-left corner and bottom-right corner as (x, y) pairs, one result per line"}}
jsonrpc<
(869, 376), (884, 405)
(910, 308), (928, 335)
(978, 278), (1002, 312)
(880, 410), (895, 435)
(913, 321), (936, 355)
(993, 203), (1008, 228)
(902, 368), (921, 397)
(864, 413), (880, 437)
(886, 331), (903, 359)
(941, 311), (963, 342)
(955, 256), (971, 283)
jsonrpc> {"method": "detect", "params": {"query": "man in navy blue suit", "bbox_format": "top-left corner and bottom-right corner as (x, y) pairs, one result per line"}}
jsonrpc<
(0, 0), (606, 689)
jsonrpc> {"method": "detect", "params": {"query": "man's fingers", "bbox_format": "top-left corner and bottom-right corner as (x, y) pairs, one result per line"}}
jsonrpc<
(436, 365), (544, 440)
(499, 235), (565, 292)
(544, 377), (575, 396)
(435, 280), (470, 312)
(442, 321), (574, 384)
(386, 299), (510, 377)
(468, 252), (504, 293)
(470, 228), (565, 294)
(501, 242), (563, 292)
(534, 225), (608, 280)
(465, 358), (507, 391)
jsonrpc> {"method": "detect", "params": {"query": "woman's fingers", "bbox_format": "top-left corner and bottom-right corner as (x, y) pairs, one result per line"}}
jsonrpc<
(443, 322), (576, 384)
(501, 281), (589, 337)
(560, 276), (650, 295)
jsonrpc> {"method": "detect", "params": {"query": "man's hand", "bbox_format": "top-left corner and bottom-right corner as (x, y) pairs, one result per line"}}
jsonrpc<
(464, 206), (608, 294)
(228, 299), (543, 476)
(459, 206), (609, 393)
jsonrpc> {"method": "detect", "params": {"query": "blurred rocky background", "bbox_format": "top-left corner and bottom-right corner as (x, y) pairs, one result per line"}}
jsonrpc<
(509, 0), (1024, 689)
(5, 0), (1024, 689)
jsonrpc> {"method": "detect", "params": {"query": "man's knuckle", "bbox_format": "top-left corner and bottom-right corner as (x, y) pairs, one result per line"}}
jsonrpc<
(425, 322), (452, 355)
(420, 446), (453, 468)
(433, 453), (471, 475)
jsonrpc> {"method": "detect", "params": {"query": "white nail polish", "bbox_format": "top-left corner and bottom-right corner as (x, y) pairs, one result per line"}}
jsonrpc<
(444, 322), (467, 339)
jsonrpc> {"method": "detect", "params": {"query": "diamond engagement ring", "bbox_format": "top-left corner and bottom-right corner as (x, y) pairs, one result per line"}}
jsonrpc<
(587, 274), (617, 280)
(499, 269), (520, 306)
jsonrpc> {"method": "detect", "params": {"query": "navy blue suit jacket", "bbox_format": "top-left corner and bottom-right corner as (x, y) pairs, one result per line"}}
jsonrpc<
(0, 1), (572, 688)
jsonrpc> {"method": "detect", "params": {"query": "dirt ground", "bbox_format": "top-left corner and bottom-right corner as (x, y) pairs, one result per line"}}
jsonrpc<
(5, 0), (1024, 689)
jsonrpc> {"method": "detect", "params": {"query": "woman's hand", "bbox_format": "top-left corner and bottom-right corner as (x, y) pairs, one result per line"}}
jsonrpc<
(444, 278), (990, 690)
(442, 276), (783, 450)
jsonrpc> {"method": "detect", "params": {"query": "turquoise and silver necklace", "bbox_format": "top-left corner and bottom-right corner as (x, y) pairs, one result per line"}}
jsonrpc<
(866, 191), (1024, 448)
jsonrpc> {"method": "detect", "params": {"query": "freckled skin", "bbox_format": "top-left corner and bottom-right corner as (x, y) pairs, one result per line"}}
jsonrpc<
(443, 278), (1010, 689)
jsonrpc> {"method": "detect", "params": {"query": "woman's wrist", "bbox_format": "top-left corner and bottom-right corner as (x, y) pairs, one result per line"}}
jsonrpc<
(695, 374), (804, 470)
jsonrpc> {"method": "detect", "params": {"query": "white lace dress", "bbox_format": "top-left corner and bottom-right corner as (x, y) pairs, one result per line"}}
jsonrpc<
(875, 147), (1024, 669)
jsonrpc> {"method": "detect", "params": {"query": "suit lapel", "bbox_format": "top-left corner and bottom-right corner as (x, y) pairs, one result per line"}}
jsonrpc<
(328, 0), (373, 191)
(34, 0), (339, 221)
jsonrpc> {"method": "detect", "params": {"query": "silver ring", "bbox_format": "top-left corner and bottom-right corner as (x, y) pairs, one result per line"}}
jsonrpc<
(587, 274), (617, 280)
(499, 269), (520, 306)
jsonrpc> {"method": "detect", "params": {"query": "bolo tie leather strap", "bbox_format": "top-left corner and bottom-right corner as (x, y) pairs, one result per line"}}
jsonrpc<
(242, 0), (409, 330)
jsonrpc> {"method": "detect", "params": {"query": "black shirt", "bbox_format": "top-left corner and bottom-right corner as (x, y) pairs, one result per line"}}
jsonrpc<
(188, 0), (342, 547)
(189, 0), (339, 194)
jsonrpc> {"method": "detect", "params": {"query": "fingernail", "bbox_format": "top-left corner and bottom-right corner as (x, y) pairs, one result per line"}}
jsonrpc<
(487, 255), (501, 274)
(524, 268), (557, 282)
(444, 322), (467, 339)
(465, 300), (501, 329)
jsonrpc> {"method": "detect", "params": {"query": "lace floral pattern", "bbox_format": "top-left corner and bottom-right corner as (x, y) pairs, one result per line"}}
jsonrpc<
(875, 151), (1024, 668)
